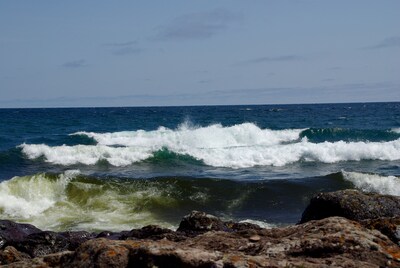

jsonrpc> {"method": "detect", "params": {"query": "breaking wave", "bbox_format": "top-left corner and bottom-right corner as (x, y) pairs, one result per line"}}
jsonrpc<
(0, 171), (312, 231)
(18, 123), (400, 168)
(341, 170), (400, 196)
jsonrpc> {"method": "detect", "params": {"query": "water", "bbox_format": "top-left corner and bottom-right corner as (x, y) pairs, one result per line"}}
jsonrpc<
(0, 103), (399, 231)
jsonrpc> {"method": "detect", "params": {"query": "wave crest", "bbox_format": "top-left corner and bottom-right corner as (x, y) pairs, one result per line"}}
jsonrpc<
(19, 123), (400, 168)
(342, 170), (400, 196)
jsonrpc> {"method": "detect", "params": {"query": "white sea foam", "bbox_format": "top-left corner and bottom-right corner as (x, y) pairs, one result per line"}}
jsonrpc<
(20, 123), (400, 168)
(342, 170), (400, 196)
(72, 123), (303, 148)
(0, 171), (77, 219)
(391, 128), (400, 134)
(20, 143), (154, 166)
(0, 171), (175, 231)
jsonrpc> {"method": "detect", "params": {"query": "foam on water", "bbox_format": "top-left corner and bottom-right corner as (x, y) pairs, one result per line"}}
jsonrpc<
(0, 170), (76, 219)
(72, 123), (303, 148)
(342, 170), (400, 196)
(19, 143), (153, 166)
(0, 171), (176, 231)
(391, 128), (400, 134)
(20, 128), (400, 168)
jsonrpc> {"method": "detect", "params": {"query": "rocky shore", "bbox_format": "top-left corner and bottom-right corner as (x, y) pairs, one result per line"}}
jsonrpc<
(1, 189), (399, 267)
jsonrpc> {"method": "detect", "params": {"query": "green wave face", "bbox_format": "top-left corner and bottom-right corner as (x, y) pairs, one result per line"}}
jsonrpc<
(1, 171), (275, 231)
(3, 170), (391, 232)
(0, 171), (181, 231)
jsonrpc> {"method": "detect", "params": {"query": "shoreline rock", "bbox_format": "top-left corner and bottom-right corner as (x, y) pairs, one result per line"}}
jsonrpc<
(300, 189), (400, 223)
(1, 190), (400, 267)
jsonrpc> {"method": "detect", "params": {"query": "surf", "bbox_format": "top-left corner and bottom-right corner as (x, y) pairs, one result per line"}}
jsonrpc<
(18, 123), (400, 168)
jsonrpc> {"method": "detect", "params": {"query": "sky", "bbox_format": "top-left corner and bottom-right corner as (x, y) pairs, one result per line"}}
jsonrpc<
(0, 1), (399, 108)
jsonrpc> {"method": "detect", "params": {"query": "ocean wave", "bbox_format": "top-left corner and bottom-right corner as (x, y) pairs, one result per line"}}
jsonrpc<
(341, 170), (400, 196)
(72, 123), (303, 148)
(20, 137), (400, 168)
(0, 171), (177, 231)
(0, 172), (288, 231)
(19, 143), (153, 166)
(300, 128), (400, 142)
(391, 128), (400, 134)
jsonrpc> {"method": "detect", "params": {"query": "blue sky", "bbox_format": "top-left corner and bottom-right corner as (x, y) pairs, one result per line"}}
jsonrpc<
(0, 1), (399, 107)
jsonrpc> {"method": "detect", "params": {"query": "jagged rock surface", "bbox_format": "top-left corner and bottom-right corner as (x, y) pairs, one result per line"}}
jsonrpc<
(300, 189), (400, 223)
(2, 217), (400, 267)
(0, 220), (42, 249)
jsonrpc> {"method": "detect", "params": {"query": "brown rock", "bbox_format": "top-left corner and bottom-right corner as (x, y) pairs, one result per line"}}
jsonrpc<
(361, 217), (400, 246)
(17, 217), (400, 267)
(0, 246), (30, 265)
(249, 235), (261, 242)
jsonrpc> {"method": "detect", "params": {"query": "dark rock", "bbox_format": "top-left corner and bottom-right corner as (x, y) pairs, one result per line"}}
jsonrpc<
(12, 231), (70, 258)
(177, 210), (227, 234)
(59, 231), (96, 250)
(300, 189), (400, 224)
(123, 225), (186, 242)
(225, 221), (263, 232)
(96, 230), (129, 240)
(0, 220), (42, 249)
(127, 225), (174, 238)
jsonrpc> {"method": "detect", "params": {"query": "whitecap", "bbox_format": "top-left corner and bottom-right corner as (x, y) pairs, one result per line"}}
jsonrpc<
(20, 123), (400, 168)
(342, 170), (400, 196)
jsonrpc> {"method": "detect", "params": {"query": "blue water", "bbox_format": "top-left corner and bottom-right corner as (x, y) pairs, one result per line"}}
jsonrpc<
(0, 102), (399, 231)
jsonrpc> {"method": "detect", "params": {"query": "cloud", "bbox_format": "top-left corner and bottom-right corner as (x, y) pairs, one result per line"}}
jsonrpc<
(237, 55), (304, 65)
(364, 36), (400, 49)
(154, 8), (240, 41)
(327, 66), (342, 71)
(321, 78), (335, 82)
(103, 40), (143, 56)
(103, 41), (137, 47)
(62, 59), (87, 69)
(112, 47), (143, 56)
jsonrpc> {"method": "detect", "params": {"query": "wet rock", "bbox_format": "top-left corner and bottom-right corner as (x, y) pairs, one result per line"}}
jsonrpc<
(12, 231), (70, 258)
(224, 220), (263, 232)
(96, 230), (130, 240)
(0, 220), (42, 249)
(177, 211), (263, 237)
(125, 225), (173, 238)
(59, 231), (96, 250)
(177, 210), (228, 234)
(123, 225), (187, 242)
(300, 189), (400, 223)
